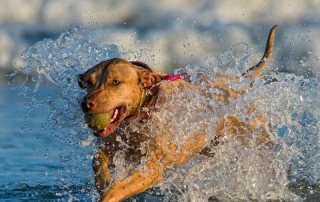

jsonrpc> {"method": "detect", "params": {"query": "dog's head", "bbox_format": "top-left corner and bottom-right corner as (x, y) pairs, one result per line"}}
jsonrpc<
(78, 58), (161, 137)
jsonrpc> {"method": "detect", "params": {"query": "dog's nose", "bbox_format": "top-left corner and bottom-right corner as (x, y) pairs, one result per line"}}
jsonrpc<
(81, 97), (96, 112)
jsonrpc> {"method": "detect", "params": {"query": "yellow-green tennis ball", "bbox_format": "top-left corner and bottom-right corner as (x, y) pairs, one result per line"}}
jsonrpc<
(84, 113), (111, 130)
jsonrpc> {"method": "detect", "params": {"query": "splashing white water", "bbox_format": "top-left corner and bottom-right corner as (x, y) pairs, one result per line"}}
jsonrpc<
(12, 28), (320, 201)
(154, 72), (320, 201)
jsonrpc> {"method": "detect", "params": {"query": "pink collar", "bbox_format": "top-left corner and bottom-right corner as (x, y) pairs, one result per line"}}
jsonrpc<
(160, 73), (189, 81)
(125, 73), (189, 122)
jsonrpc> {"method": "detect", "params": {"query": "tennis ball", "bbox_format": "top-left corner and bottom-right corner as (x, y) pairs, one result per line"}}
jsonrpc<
(84, 113), (111, 130)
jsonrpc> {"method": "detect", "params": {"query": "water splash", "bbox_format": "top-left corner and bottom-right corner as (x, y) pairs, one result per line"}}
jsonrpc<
(158, 75), (319, 201)
(9, 28), (120, 199)
(10, 28), (119, 137)
(12, 28), (320, 201)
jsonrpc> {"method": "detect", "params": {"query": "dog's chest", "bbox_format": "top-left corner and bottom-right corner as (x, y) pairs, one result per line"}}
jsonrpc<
(103, 130), (151, 165)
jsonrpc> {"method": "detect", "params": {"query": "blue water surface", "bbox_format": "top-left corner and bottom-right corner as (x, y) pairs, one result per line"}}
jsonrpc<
(0, 86), (95, 201)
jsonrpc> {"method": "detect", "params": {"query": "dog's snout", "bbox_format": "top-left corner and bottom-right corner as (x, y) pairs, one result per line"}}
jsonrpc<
(81, 96), (96, 112)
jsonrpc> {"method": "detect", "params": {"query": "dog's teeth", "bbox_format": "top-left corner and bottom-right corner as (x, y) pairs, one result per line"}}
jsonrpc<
(114, 109), (118, 118)
(111, 109), (119, 122)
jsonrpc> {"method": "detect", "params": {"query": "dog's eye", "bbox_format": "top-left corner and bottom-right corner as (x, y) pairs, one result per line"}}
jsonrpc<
(112, 80), (120, 85)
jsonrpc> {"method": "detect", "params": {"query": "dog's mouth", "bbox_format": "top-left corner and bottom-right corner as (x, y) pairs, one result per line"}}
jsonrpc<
(86, 106), (126, 138)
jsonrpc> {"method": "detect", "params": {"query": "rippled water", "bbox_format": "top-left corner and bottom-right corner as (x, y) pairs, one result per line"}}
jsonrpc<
(3, 28), (320, 201)
(0, 86), (97, 201)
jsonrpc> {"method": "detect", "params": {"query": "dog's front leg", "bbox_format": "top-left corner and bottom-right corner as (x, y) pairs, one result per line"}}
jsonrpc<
(100, 149), (165, 202)
(93, 150), (113, 195)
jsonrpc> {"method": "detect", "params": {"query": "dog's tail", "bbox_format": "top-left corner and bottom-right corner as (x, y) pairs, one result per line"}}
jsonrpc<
(242, 25), (277, 76)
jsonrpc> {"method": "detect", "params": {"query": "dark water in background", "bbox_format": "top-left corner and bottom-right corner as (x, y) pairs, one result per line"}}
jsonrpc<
(0, 86), (96, 201)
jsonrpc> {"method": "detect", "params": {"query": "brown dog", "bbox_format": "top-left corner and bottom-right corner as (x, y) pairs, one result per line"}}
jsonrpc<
(78, 26), (277, 202)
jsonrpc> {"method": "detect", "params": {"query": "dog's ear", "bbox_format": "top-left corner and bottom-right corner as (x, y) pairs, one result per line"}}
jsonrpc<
(131, 61), (161, 88)
(78, 73), (87, 89)
(137, 69), (161, 88)
(131, 61), (153, 72)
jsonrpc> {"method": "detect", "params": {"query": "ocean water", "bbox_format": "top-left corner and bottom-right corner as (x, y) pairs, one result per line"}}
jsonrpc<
(0, 86), (95, 201)
(1, 28), (320, 201)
